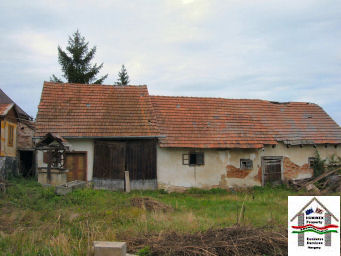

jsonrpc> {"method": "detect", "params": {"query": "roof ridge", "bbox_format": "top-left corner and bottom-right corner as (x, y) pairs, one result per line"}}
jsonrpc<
(44, 81), (147, 88)
(150, 95), (313, 104)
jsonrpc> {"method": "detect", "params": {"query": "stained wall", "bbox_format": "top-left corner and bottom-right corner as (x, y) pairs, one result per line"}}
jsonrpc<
(157, 143), (341, 190)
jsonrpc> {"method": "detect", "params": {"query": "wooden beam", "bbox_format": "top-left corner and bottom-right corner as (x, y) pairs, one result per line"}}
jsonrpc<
(298, 168), (341, 191)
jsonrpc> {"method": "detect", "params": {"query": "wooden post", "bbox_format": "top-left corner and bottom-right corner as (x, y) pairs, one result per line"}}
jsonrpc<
(124, 171), (130, 193)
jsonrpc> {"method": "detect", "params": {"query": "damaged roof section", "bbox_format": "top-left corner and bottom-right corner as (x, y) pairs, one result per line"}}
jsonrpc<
(151, 96), (341, 148)
(35, 82), (160, 138)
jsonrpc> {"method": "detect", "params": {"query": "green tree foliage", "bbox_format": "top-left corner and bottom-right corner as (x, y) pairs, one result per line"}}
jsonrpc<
(50, 30), (108, 84)
(115, 65), (130, 85)
(312, 150), (326, 177)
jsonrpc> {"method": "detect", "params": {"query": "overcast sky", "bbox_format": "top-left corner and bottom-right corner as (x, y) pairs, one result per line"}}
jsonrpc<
(0, 0), (340, 124)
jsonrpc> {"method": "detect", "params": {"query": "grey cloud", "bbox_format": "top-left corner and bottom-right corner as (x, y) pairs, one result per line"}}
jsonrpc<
(0, 0), (340, 124)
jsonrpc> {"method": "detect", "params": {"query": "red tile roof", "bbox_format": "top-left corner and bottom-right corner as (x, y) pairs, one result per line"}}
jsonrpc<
(151, 96), (341, 148)
(0, 103), (14, 116)
(35, 82), (341, 148)
(35, 82), (160, 138)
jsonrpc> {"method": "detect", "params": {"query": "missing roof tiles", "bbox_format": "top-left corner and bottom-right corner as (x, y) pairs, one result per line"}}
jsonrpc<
(269, 101), (290, 105)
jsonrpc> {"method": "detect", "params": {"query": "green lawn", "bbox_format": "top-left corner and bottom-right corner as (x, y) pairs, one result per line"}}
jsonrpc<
(0, 178), (308, 255)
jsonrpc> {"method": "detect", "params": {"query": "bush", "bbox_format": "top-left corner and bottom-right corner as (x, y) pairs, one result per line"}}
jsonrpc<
(312, 151), (326, 177)
(138, 246), (152, 256)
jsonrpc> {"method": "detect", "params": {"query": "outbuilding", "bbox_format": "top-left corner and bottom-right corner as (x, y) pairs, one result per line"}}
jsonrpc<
(34, 82), (341, 190)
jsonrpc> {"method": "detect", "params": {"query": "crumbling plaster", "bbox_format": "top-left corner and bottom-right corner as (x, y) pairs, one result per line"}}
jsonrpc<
(157, 143), (341, 190)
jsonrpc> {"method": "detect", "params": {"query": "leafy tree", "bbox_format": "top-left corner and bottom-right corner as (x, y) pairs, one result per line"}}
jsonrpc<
(115, 65), (130, 85)
(50, 30), (108, 84)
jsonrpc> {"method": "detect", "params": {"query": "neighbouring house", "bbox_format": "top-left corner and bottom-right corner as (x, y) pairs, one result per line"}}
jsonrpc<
(0, 103), (18, 178)
(34, 82), (341, 190)
(0, 89), (35, 178)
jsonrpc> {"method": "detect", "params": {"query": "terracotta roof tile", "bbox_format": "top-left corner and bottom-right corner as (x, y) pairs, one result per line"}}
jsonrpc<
(35, 82), (160, 138)
(0, 103), (14, 116)
(35, 82), (341, 148)
(151, 96), (341, 148)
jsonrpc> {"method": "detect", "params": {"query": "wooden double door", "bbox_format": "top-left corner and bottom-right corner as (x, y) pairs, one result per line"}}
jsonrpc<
(93, 140), (156, 181)
(65, 153), (87, 181)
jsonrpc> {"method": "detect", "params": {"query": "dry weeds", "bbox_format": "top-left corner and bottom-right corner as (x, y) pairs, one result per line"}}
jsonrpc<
(128, 226), (288, 256)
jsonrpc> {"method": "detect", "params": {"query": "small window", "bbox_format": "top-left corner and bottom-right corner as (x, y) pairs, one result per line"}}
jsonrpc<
(240, 159), (253, 170)
(308, 157), (316, 168)
(7, 125), (14, 147)
(183, 152), (204, 166)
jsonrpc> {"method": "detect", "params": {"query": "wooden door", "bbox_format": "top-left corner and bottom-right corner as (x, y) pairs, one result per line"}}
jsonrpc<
(65, 153), (87, 182)
(263, 157), (282, 185)
(93, 140), (157, 181)
(126, 140), (156, 180)
(93, 141), (126, 179)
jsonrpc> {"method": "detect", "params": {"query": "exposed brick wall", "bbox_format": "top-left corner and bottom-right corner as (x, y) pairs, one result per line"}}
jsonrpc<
(283, 157), (313, 180)
(17, 121), (34, 150)
(226, 164), (251, 178)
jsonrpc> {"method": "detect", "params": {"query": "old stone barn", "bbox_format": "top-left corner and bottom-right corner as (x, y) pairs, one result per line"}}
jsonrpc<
(34, 82), (341, 190)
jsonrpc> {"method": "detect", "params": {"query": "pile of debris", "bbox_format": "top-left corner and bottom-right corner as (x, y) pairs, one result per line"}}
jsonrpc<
(288, 167), (341, 193)
(127, 226), (287, 256)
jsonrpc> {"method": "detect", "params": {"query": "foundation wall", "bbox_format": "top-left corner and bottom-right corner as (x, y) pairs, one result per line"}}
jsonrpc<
(0, 156), (18, 179)
(93, 178), (157, 191)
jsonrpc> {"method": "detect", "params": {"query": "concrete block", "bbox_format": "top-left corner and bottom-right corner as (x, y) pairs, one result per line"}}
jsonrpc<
(94, 241), (126, 256)
(55, 185), (72, 195)
(55, 180), (86, 195)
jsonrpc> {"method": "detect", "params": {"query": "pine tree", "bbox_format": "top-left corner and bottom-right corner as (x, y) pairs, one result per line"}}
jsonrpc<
(115, 65), (130, 85)
(50, 30), (108, 84)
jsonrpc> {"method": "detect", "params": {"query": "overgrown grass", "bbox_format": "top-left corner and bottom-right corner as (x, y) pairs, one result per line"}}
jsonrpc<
(0, 178), (300, 255)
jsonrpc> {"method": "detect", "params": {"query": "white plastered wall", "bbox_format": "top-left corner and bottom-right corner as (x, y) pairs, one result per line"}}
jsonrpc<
(157, 146), (261, 190)
(157, 143), (341, 190)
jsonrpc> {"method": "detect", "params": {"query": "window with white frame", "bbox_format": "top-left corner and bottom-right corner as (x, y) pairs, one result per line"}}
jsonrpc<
(240, 159), (253, 170)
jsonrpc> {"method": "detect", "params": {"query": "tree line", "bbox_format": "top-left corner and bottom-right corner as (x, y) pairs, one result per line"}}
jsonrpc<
(50, 30), (129, 85)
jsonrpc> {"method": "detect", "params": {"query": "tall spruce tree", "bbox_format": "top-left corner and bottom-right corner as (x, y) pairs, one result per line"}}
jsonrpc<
(115, 65), (130, 85)
(50, 30), (108, 84)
